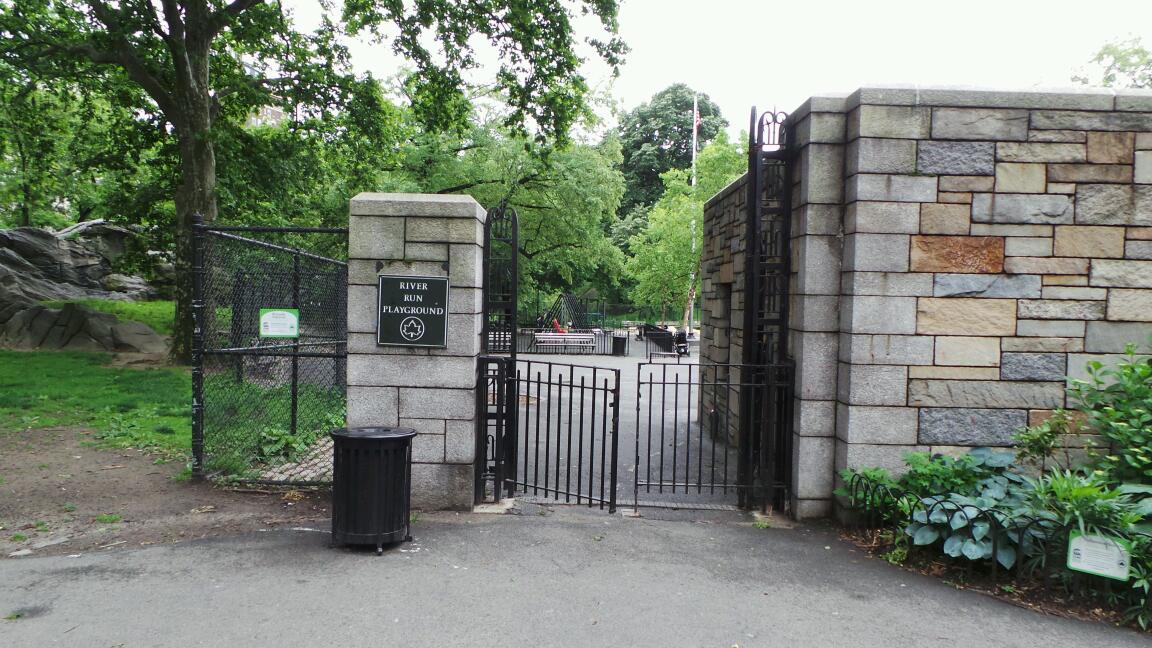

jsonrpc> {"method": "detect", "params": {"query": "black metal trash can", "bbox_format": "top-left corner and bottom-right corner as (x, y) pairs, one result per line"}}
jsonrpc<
(612, 333), (628, 356)
(330, 427), (417, 554)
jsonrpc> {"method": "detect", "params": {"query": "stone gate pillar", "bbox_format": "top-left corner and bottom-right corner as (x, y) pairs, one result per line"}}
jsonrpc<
(346, 193), (485, 510)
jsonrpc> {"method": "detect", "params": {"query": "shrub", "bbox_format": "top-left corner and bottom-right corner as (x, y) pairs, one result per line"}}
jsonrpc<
(1069, 345), (1152, 485)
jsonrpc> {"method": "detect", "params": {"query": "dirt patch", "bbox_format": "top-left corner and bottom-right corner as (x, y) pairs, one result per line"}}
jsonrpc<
(0, 426), (329, 559)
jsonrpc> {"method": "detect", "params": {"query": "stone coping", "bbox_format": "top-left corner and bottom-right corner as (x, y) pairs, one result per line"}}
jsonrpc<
(785, 85), (1152, 125)
(350, 192), (487, 220)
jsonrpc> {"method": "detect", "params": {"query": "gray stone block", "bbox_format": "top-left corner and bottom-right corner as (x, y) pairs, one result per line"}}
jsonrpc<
(346, 385), (399, 427)
(847, 174), (938, 203)
(933, 274), (1041, 298)
(1031, 110), (1152, 132)
(850, 105), (930, 139)
(1075, 185), (1152, 226)
(917, 141), (995, 175)
(790, 295), (840, 332)
(843, 234), (910, 272)
(842, 296), (917, 334)
(1090, 260), (1152, 288)
(1018, 299), (1105, 321)
(408, 217), (484, 244)
(792, 436), (835, 499)
(347, 259), (447, 286)
(348, 355), (476, 389)
(348, 215), (404, 260)
(793, 332), (839, 401)
(996, 142), (1085, 163)
(798, 144), (845, 205)
(411, 432), (446, 463)
(842, 272), (934, 296)
(840, 334), (934, 365)
(351, 192), (486, 219)
(846, 138), (917, 175)
(835, 439), (928, 479)
(794, 399), (836, 437)
(845, 202), (920, 234)
(837, 364), (908, 406)
(410, 463), (473, 510)
(1017, 320), (1086, 337)
(908, 380), (1064, 408)
(404, 242), (448, 262)
(835, 404), (918, 444)
(448, 243), (483, 288)
(932, 108), (1028, 141)
(971, 193), (1073, 224)
(918, 408), (1027, 446)
(1085, 321), (1152, 352)
(444, 420), (475, 464)
(794, 204), (843, 236)
(793, 236), (841, 295)
(400, 387), (475, 420)
(1000, 353), (1067, 381)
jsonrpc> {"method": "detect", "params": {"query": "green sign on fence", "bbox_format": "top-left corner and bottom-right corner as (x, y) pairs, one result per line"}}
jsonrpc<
(259, 308), (300, 339)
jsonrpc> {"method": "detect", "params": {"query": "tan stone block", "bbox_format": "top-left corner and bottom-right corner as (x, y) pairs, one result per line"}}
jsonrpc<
(1043, 274), (1089, 286)
(1041, 286), (1107, 300)
(970, 224), (1053, 237)
(1030, 130), (1087, 143)
(1047, 183), (1076, 194)
(1053, 225), (1126, 258)
(1048, 164), (1133, 184)
(1128, 227), (1152, 240)
(938, 192), (973, 204)
(934, 336), (1000, 366)
(1087, 131), (1136, 164)
(910, 236), (1004, 273)
(908, 366), (1001, 380)
(1107, 288), (1152, 321)
(1138, 133), (1152, 150)
(1002, 337), (1082, 352)
(939, 176), (995, 192)
(995, 163), (1046, 193)
(1005, 257), (1089, 274)
(919, 203), (970, 235)
(997, 142), (1086, 163)
(1004, 237), (1052, 257)
(916, 298), (1017, 335)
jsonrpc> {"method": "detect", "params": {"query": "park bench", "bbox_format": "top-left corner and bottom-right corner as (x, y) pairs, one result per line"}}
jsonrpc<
(533, 331), (596, 351)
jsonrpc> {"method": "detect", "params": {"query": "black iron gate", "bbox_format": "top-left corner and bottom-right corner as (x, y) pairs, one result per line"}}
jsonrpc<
(743, 108), (795, 511)
(191, 221), (347, 484)
(476, 357), (620, 511)
(482, 204), (518, 355)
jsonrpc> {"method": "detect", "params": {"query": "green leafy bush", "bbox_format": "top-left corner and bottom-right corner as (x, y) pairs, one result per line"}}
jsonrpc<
(1069, 346), (1152, 484)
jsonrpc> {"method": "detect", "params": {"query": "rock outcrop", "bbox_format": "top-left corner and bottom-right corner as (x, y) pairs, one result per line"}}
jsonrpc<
(0, 222), (167, 353)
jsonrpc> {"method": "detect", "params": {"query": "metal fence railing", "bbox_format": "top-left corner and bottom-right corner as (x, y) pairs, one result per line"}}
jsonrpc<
(192, 222), (347, 485)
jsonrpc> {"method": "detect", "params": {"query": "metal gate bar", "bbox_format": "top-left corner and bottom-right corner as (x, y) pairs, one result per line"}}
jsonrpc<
(634, 362), (792, 508)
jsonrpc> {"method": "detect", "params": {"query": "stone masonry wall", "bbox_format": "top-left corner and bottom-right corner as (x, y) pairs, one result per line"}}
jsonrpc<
(703, 87), (1152, 519)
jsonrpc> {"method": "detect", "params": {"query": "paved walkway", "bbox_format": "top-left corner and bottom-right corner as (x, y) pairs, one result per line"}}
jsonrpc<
(2, 507), (1146, 647)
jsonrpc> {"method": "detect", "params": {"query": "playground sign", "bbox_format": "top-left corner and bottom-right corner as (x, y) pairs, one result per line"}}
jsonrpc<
(376, 275), (449, 348)
(258, 308), (299, 339)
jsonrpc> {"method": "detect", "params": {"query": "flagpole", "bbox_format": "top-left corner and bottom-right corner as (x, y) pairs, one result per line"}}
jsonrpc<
(690, 94), (698, 187)
(685, 93), (699, 333)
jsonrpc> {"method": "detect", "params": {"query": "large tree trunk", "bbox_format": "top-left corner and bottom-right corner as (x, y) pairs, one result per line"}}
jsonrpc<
(169, 37), (217, 364)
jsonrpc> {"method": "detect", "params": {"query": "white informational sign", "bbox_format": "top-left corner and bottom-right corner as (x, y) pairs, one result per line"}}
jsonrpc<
(259, 308), (299, 339)
(1067, 531), (1131, 581)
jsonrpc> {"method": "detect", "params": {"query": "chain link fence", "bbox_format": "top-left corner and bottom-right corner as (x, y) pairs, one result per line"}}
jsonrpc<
(192, 225), (347, 485)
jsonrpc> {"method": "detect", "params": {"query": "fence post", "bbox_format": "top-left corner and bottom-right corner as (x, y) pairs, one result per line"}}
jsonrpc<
(290, 252), (300, 440)
(191, 213), (206, 481)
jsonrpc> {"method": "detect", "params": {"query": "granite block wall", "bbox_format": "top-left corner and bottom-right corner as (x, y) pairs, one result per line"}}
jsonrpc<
(702, 86), (1152, 518)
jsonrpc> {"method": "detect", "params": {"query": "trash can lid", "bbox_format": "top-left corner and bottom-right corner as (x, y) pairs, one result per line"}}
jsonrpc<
(330, 426), (417, 440)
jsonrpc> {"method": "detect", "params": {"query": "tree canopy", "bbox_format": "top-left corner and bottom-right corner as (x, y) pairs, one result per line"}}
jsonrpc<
(0, 0), (625, 361)
(616, 83), (726, 215)
(1074, 37), (1152, 89)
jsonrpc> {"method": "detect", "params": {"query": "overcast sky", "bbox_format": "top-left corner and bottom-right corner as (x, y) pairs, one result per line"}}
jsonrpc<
(292, 0), (1152, 136)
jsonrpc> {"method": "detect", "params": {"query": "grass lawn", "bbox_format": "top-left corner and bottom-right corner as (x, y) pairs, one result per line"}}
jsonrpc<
(0, 350), (190, 457)
(40, 299), (175, 336)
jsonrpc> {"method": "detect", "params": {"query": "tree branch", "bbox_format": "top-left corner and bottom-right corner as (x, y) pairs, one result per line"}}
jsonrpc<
(81, 1), (180, 123)
(208, 0), (264, 37)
